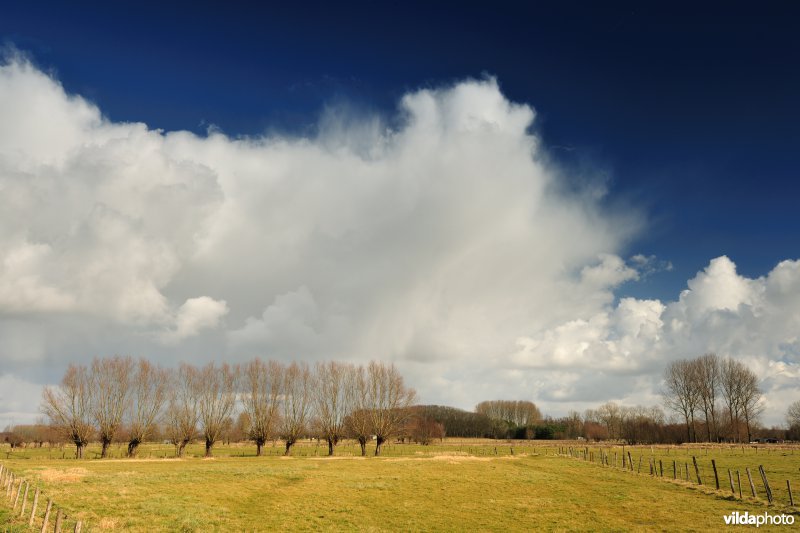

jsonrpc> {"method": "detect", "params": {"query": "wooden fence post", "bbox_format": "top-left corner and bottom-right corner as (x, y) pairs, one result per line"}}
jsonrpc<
(736, 470), (742, 499)
(54, 508), (64, 533)
(673, 460), (676, 479)
(628, 452), (633, 471)
(6, 472), (13, 498)
(728, 469), (735, 495)
(75, 521), (83, 533)
(692, 456), (702, 485)
(13, 478), (23, 509)
(758, 465), (773, 504)
(712, 459), (720, 489)
(19, 480), (30, 517)
(746, 468), (757, 498)
(788, 480), (794, 506)
(41, 499), (53, 533)
(29, 488), (40, 527)
(659, 459), (664, 477)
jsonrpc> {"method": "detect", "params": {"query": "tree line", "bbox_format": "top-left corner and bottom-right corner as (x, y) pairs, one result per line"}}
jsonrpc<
(414, 401), (545, 440)
(41, 357), (416, 459)
(530, 354), (781, 445)
(23, 354), (794, 452)
(662, 353), (762, 443)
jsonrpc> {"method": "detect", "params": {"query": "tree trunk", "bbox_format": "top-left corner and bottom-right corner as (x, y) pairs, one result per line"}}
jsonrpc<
(205, 438), (214, 457)
(75, 442), (85, 459)
(100, 438), (111, 458)
(375, 436), (385, 456)
(684, 414), (691, 443)
(178, 441), (187, 457)
(327, 438), (334, 456)
(710, 411), (718, 442)
(358, 437), (367, 457)
(744, 412), (752, 443)
(284, 438), (294, 456)
(256, 439), (264, 457)
(127, 440), (140, 458)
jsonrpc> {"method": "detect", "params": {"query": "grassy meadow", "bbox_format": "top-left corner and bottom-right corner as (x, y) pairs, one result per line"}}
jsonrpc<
(1, 440), (799, 531)
(595, 443), (800, 506)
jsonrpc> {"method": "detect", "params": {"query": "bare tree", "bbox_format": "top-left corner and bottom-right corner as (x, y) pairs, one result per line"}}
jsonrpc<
(788, 400), (800, 429)
(41, 364), (94, 458)
(662, 359), (699, 442)
(692, 353), (720, 442)
(344, 364), (372, 456)
(475, 400), (542, 428)
(90, 356), (134, 458)
(564, 410), (584, 439)
(720, 358), (764, 443)
(313, 361), (353, 456)
(164, 363), (200, 457)
(280, 362), (313, 455)
(409, 407), (446, 444)
(739, 365), (763, 443)
(367, 361), (416, 456)
(196, 362), (238, 457)
(241, 359), (283, 456)
(127, 359), (170, 457)
(595, 402), (622, 440)
(720, 358), (745, 442)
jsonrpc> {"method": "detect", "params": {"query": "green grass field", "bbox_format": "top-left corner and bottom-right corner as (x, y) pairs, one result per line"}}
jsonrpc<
(2, 441), (798, 531)
(589, 444), (800, 506)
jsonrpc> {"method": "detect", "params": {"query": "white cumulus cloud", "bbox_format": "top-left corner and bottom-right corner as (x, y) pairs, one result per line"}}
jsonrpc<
(0, 57), (797, 426)
(162, 296), (230, 343)
(513, 256), (800, 424)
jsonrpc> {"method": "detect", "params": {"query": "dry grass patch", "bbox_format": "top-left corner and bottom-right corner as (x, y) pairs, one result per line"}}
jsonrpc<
(36, 467), (89, 483)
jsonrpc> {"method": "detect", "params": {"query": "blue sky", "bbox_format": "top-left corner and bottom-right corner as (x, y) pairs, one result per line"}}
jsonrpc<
(1, 2), (799, 425)
(5, 1), (798, 300)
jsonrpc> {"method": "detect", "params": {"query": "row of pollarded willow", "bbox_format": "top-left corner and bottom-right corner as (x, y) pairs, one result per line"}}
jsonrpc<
(42, 358), (169, 459)
(41, 357), (416, 459)
(240, 359), (416, 457)
(663, 354), (763, 443)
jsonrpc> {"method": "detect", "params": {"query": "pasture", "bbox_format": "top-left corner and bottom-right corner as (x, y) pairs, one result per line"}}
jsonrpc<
(1, 440), (798, 531)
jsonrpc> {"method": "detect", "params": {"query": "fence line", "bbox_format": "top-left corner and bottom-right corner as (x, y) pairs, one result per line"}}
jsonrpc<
(0, 462), (84, 532)
(556, 445), (797, 509)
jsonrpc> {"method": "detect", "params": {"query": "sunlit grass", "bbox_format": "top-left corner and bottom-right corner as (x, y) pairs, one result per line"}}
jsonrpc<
(587, 443), (800, 507)
(1, 441), (798, 531)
